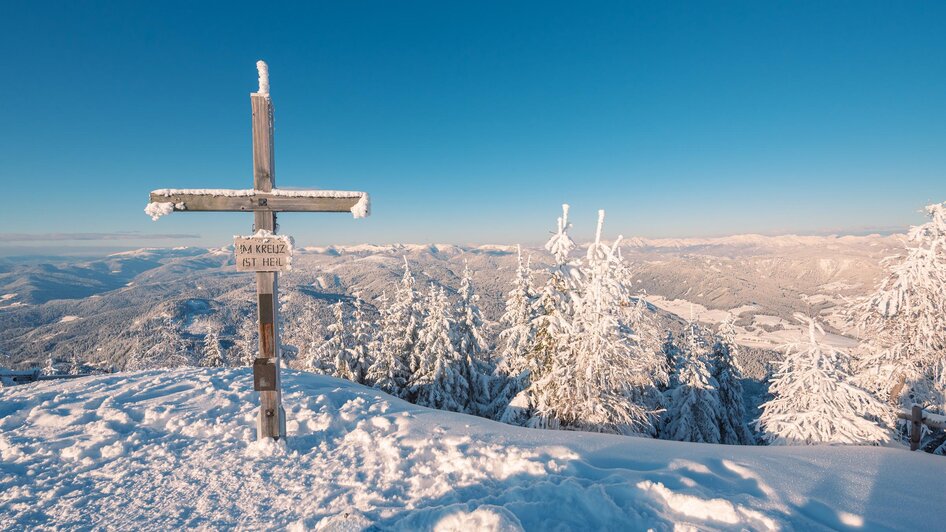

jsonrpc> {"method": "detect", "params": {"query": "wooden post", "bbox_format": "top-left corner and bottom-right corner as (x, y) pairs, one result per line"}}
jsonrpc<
(146, 61), (370, 441)
(252, 91), (286, 440)
(910, 404), (922, 451)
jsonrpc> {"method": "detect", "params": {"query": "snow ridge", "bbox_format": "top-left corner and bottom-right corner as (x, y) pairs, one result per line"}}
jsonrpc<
(0, 369), (940, 530)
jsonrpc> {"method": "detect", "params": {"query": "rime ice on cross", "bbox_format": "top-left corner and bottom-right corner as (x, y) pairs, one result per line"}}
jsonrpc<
(145, 61), (370, 440)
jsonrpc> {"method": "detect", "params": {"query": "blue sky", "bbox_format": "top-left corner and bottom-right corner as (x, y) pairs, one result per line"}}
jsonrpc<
(2, 1), (945, 250)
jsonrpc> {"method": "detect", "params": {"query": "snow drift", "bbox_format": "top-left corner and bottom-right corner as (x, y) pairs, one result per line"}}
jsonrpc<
(0, 369), (941, 530)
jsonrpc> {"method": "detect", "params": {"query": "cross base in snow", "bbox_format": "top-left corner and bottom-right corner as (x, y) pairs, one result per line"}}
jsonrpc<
(146, 61), (370, 440)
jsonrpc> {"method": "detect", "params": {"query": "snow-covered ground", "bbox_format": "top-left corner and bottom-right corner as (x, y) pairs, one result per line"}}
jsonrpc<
(1, 369), (940, 530)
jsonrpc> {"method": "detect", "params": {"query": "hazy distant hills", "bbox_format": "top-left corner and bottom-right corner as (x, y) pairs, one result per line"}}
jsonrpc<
(0, 233), (903, 378)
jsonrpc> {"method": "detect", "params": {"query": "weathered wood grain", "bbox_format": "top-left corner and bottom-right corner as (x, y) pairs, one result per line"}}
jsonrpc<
(148, 192), (360, 213)
(251, 92), (286, 440)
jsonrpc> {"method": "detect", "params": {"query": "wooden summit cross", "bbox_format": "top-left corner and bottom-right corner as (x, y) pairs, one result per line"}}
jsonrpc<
(145, 61), (370, 440)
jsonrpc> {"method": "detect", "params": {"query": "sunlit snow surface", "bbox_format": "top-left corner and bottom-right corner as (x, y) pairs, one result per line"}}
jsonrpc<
(0, 369), (940, 530)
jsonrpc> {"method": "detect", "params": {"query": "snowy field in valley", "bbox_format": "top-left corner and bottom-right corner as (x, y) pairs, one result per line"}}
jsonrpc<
(647, 296), (859, 351)
(1, 368), (941, 531)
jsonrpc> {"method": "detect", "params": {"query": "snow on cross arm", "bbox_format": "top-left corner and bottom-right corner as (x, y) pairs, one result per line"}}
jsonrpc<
(144, 189), (371, 220)
(144, 201), (185, 221)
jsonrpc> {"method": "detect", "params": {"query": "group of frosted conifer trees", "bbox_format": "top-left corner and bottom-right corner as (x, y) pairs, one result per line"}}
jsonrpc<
(304, 260), (495, 417)
(755, 203), (946, 452)
(303, 205), (755, 443)
(489, 205), (755, 443)
(304, 202), (946, 452)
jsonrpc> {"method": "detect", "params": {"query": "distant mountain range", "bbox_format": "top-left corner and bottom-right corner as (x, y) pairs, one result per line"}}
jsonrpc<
(0, 233), (903, 381)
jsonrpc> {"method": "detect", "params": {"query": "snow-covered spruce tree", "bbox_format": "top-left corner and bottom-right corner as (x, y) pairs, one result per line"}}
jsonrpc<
(304, 300), (347, 375)
(201, 331), (226, 367)
(345, 297), (374, 385)
(588, 224), (666, 435)
(304, 336), (330, 373)
(661, 321), (723, 443)
(286, 296), (317, 369)
(622, 293), (669, 432)
(454, 262), (493, 416)
(710, 316), (754, 445)
(367, 259), (421, 396)
(505, 204), (578, 426)
(68, 353), (83, 376)
(848, 202), (946, 414)
(366, 291), (408, 393)
(661, 331), (681, 391)
(42, 355), (58, 376)
(529, 210), (653, 435)
(397, 258), (424, 377)
(493, 246), (539, 420)
(496, 246), (538, 376)
(326, 300), (355, 380)
(531, 204), (579, 383)
(409, 284), (469, 412)
(237, 314), (258, 367)
(757, 314), (892, 446)
(626, 295), (667, 385)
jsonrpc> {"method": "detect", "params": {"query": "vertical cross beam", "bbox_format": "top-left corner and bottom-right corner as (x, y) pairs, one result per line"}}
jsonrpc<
(251, 90), (286, 440)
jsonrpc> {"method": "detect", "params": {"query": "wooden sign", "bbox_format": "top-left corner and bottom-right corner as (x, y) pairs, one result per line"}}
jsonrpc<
(234, 235), (292, 272)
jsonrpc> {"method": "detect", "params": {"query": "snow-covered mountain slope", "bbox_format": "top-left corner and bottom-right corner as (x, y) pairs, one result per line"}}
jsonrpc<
(1, 369), (939, 530)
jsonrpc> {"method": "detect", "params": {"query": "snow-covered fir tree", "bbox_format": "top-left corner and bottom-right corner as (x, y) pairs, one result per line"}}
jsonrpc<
(201, 331), (226, 367)
(68, 352), (83, 376)
(287, 296), (320, 369)
(304, 331), (331, 374)
(236, 314), (257, 367)
(496, 246), (537, 376)
(710, 316), (754, 445)
(529, 209), (653, 435)
(323, 300), (353, 379)
(848, 202), (946, 415)
(304, 301), (344, 375)
(661, 331), (681, 391)
(409, 284), (468, 412)
(454, 262), (492, 416)
(367, 259), (421, 396)
(365, 291), (407, 392)
(757, 315), (892, 446)
(493, 246), (538, 419)
(625, 295), (667, 386)
(303, 339), (323, 372)
(661, 321), (723, 443)
(42, 355), (58, 376)
(504, 204), (577, 426)
(622, 293), (669, 433)
(345, 297), (374, 385)
(398, 259), (424, 377)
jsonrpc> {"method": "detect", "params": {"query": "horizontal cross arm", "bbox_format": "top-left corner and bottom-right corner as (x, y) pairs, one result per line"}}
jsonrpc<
(147, 188), (369, 218)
